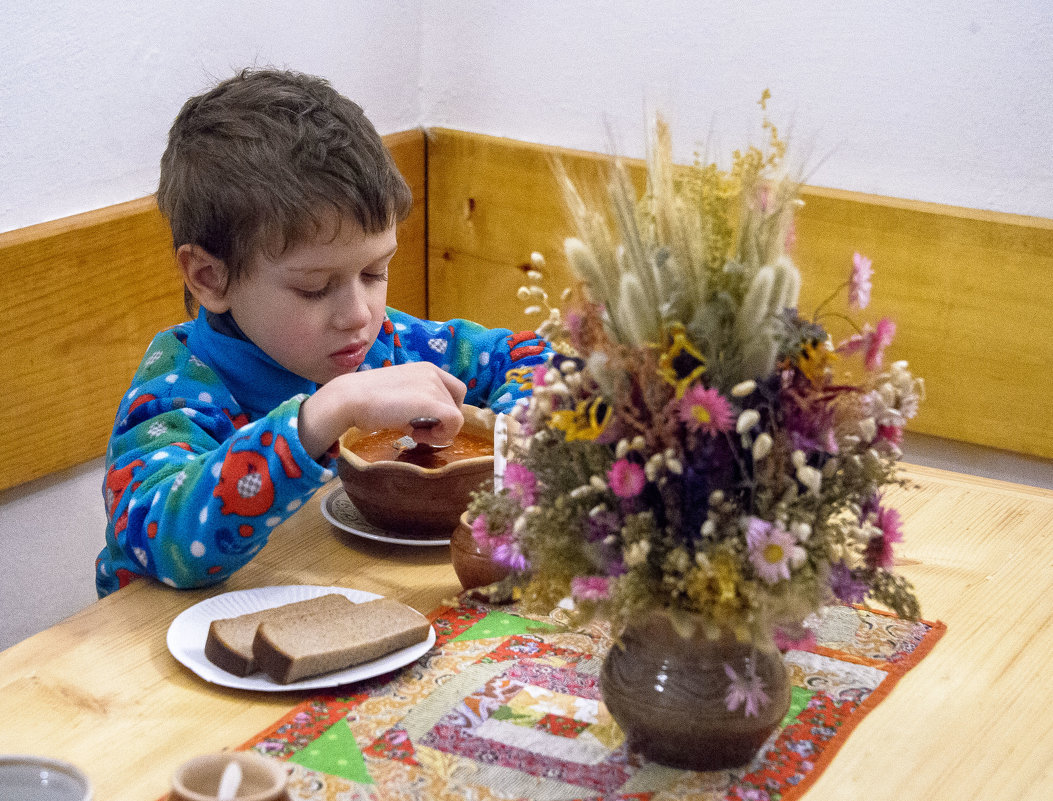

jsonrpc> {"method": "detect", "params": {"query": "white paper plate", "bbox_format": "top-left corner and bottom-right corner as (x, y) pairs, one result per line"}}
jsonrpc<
(320, 487), (451, 547)
(166, 585), (435, 691)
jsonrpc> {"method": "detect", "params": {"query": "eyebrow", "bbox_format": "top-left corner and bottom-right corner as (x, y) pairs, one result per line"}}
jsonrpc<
(289, 245), (398, 276)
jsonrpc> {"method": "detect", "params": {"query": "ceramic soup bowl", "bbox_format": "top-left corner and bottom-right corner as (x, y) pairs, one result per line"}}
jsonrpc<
(337, 405), (495, 538)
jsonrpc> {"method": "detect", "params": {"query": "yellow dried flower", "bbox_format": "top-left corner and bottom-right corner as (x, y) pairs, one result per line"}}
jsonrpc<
(548, 397), (611, 441)
(795, 342), (836, 386)
(657, 324), (706, 398)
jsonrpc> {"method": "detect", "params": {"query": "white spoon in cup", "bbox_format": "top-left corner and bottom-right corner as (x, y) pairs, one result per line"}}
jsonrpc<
(216, 760), (242, 801)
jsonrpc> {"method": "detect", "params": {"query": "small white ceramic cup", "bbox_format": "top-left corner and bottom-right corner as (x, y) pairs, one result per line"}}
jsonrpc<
(169, 751), (287, 801)
(0, 754), (92, 800)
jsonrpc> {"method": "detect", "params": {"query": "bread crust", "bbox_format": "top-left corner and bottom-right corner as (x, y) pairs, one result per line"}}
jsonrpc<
(203, 593), (356, 676)
(252, 597), (431, 684)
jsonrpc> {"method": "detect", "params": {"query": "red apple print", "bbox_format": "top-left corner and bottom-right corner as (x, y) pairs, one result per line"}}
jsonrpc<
(213, 449), (275, 516)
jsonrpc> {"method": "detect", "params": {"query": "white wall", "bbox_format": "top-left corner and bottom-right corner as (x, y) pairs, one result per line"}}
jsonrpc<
(4, 2), (1050, 232)
(421, 0), (1053, 219)
(0, 0), (423, 233)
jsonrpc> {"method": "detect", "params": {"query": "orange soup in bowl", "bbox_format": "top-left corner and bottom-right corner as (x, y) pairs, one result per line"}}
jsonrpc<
(349, 428), (494, 468)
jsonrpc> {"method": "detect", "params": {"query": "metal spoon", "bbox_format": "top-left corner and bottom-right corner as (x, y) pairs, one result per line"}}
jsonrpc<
(392, 417), (451, 456)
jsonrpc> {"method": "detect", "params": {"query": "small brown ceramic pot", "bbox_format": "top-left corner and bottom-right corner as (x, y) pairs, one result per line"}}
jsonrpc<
(169, 752), (288, 801)
(450, 511), (511, 592)
(600, 611), (790, 771)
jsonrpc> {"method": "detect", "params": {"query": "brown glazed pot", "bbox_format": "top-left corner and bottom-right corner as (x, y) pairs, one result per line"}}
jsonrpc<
(600, 611), (790, 771)
(450, 511), (511, 591)
(337, 406), (495, 538)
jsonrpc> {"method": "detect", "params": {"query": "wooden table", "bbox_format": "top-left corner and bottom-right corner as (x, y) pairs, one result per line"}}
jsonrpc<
(1, 466), (1051, 800)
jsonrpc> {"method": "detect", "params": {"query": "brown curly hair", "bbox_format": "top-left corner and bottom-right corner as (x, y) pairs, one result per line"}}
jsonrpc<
(157, 68), (412, 314)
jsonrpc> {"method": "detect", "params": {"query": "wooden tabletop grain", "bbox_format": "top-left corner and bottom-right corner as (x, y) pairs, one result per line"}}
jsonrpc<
(1, 465), (1050, 800)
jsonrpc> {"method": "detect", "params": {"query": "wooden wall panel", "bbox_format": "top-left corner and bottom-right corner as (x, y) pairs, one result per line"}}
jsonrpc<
(385, 129), (428, 318)
(0, 130), (427, 491)
(0, 198), (183, 492)
(427, 129), (614, 332)
(426, 128), (1053, 460)
(793, 189), (1053, 460)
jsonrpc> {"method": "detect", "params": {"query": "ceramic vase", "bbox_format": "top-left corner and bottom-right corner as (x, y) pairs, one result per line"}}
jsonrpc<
(600, 610), (790, 771)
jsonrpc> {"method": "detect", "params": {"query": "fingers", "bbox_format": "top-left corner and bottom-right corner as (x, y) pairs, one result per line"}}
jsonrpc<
(406, 367), (464, 442)
(437, 369), (468, 407)
(313, 362), (472, 451)
(409, 403), (463, 445)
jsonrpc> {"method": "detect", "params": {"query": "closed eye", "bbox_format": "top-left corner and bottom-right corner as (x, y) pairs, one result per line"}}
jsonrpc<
(295, 285), (331, 300)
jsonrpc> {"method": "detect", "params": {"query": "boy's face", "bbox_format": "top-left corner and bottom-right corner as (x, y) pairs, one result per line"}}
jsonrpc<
(219, 217), (396, 384)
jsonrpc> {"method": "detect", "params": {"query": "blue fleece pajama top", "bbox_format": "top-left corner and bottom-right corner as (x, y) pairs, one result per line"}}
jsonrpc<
(95, 308), (548, 597)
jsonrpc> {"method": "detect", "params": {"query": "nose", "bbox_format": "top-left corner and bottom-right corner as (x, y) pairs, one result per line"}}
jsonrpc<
(331, 282), (373, 331)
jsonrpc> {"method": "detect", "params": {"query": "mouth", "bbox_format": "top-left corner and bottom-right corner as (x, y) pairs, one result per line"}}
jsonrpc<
(329, 342), (368, 371)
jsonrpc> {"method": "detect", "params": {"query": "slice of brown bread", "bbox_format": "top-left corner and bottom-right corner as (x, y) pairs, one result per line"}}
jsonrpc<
(252, 597), (431, 684)
(204, 593), (357, 677)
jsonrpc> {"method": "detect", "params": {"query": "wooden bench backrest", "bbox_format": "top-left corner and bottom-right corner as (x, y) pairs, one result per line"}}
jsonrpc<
(425, 128), (1053, 460)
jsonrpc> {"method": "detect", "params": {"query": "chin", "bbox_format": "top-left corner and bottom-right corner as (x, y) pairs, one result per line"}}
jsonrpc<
(314, 367), (352, 385)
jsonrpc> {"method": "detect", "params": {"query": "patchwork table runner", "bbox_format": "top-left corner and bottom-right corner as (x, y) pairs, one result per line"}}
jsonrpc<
(237, 600), (944, 801)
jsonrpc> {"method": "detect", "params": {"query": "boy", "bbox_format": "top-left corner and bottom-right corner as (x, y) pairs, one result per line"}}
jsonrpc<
(96, 69), (548, 597)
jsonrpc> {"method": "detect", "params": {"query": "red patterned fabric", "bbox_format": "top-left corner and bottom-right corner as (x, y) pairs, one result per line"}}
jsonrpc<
(232, 600), (945, 801)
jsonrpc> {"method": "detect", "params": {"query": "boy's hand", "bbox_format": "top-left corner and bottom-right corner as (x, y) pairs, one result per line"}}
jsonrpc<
(297, 363), (467, 460)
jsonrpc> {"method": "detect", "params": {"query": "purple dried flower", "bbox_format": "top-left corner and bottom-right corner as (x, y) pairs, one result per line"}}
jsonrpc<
(829, 562), (867, 604)
(725, 661), (771, 718)
(492, 540), (528, 571)
(869, 504), (904, 569)
(586, 509), (621, 542)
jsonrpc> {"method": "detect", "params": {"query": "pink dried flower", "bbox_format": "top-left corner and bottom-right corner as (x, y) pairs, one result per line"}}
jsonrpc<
(876, 424), (902, 446)
(865, 318), (896, 371)
(504, 462), (537, 506)
(746, 517), (800, 585)
(470, 513), (495, 548)
(774, 626), (817, 652)
(724, 661), (771, 718)
(836, 332), (866, 357)
(471, 513), (514, 552)
(872, 504), (904, 568)
(608, 459), (646, 499)
(678, 386), (735, 435)
(838, 318), (897, 372)
(531, 364), (550, 387)
(849, 252), (873, 310)
(570, 575), (610, 601)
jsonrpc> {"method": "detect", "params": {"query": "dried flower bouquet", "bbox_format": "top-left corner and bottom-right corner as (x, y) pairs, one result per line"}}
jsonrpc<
(469, 99), (924, 656)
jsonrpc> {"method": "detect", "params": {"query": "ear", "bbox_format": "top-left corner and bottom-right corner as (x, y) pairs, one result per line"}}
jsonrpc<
(176, 244), (231, 313)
